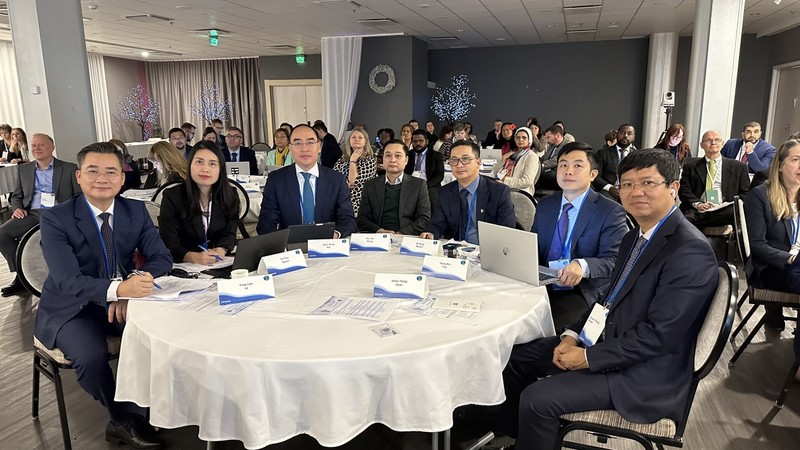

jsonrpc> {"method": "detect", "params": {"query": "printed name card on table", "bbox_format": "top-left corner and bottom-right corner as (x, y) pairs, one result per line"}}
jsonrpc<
(350, 233), (391, 251)
(399, 237), (442, 257)
(217, 274), (275, 305)
(421, 255), (469, 281)
(257, 249), (307, 275)
(373, 273), (428, 299)
(308, 238), (351, 258)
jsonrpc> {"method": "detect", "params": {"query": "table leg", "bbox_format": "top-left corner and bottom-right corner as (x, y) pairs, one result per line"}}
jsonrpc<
(444, 429), (451, 449)
(432, 432), (439, 450)
(206, 441), (215, 450)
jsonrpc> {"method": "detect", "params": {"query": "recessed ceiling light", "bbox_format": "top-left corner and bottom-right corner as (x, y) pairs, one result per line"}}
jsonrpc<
(457, 29), (464, 32)
(546, 24), (555, 28)
(420, 4), (430, 7)
(496, 37), (506, 41)
(141, 51), (150, 57)
(749, 12), (761, 16)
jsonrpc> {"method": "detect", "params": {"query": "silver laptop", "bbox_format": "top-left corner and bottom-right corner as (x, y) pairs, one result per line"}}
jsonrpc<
(480, 148), (503, 161)
(477, 221), (560, 286)
(227, 161), (251, 176)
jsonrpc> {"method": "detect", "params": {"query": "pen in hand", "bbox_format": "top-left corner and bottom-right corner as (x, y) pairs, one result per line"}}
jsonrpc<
(197, 244), (224, 262)
(132, 269), (162, 290)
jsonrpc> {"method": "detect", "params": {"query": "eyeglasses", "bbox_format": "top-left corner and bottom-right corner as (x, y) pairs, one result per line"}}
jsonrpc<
(82, 169), (121, 181)
(290, 140), (319, 149)
(447, 156), (477, 167)
(226, 135), (243, 140)
(616, 180), (668, 192)
(701, 138), (723, 144)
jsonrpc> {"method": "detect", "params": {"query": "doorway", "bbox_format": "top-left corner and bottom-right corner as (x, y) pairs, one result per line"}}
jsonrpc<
(264, 79), (322, 146)
(767, 62), (800, 145)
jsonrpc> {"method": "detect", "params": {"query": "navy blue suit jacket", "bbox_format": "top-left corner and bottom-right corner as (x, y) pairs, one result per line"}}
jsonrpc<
(257, 164), (357, 237)
(566, 211), (717, 423)
(34, 195), (173, 348)
(744, 184), (794, 287)
(223, 146), (258, 175)
(533, 189), (628, 306)
(721, 139), (776, 173)
(424, 175), (516, 241)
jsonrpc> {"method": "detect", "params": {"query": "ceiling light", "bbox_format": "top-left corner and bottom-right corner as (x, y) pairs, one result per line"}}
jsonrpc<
(357, 18), (397, 25)
(429, 36), (458, 41)
(124, 14), (173, 24)
(420, 4), (430, 7)
(141, 51), (150, 57)
(566, 29), (597, 34)
(496, 37), (506, 41)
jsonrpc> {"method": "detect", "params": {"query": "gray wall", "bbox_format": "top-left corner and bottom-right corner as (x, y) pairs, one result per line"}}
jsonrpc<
(768, 25), (800, 66)
(259, 54), (322, 80)
(103, 56), (147, 142)
(427, 39), (650, 149)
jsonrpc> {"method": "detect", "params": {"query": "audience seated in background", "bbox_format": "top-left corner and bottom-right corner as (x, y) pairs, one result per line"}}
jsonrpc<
(266, 128), (293, 167)
(492, 127), (540, 197)
(312, 121), (342, 169)
(181, 122), (196, 147)
(438, 122), (469, 160)
(279, 122), (293, 136)
(464, 122), (480, 145)
(425, 121), (438, 147)
(592, 124), (638, 200)
(494, 122), (516, 154)
(0, 124), (24, 163)
(158, 141), (240, 265)
(109, 139), (141, 193)
(721, 121), (776, 173)
(399, 123), (414, 152)
(257, 124), (357, 238)
(601, 129), (617, 150)
(433, 125), (453, 153)
(211, 118), (226, 150)
(0, 123), (12, 160)
(552, 120), (576, 144)
(222, 126), (258, 175)
(408, 119), (419, 131)
(201, 127), (217, 143)
(527, 117), (546, 155)
(404, 129), (444, 213)
(334, 128), (377, 216)
(7, 127), (28, 164)
(678, 130), (749, 228)
(143, 141), (188, 189)
(168, 127), (190, 159)
(0, 133), (81, 297)
(421, 140), (515, 245)
(532, 142), (627, 329)
(744, 138), (800, 331)
(485, 119), (503, 148)
(656, 123), (691, 163)
(536, 125), (568, 191)
(358, 140), (431, 235)
(498, 149), (718, 450)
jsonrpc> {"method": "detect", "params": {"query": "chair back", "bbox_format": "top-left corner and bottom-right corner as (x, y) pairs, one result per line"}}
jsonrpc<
(251, 142), (270, 152)
(509, 188), (536, 231)
(732, 196), (750, 262)
(15, 224), (47, 297)
(227, 179), (250, 221)
(150, 180), (183, 203)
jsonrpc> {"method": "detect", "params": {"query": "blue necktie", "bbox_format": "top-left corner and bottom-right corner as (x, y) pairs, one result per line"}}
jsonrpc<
(232, 152), (238, 162)
(99, 212), (116, 278)
(301, 172), (315, 224)
(546, 203), (574, 261)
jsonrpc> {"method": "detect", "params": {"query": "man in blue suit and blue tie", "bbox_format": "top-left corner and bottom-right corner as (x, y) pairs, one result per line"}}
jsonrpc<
(532, 142), (628, 330)
(498, 149), (718, 449)
(34, 142), (172, 449)
(721, 121), (776, 173)
(257, 124), (357, 238)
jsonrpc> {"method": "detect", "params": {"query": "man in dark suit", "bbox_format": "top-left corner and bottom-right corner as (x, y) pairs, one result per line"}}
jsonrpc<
(359, 140), (431, 235)
(257, 124), (357, 238)
(678, 130), (750, 228)
(533, 142), (628, 329)
(420, 140), (515, 244)
(404, 129), (444, 212)
(535, 125), (567, 191)
(222, 126), (258, 175)
(211, 118), (227, 150)
(34, 142), (172, 449)
(168, 127), (190, 159)
(721, 121), (776, 173)
(0, 133), (80, 296)
(592, 124), (637, 200)
(499, 149), (718, 449)
(313, 121), (343, 169)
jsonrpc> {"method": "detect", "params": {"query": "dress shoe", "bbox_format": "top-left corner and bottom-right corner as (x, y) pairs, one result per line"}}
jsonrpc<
(105, 419), (162, 449)
(764, 306), (785, 331)
(1, 276), (24, 297)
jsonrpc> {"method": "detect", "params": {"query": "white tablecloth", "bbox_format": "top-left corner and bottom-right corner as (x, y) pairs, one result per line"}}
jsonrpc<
(0, 164), (19, 196)
(115, 251), (554, 448)
(125, 139), (167, 160)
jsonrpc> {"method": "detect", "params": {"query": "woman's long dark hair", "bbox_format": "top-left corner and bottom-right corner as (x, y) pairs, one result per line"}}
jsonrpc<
(184, 140), (240, 222)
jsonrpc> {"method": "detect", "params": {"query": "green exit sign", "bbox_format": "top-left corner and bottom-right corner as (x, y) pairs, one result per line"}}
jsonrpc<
(209, 29), (219, 46)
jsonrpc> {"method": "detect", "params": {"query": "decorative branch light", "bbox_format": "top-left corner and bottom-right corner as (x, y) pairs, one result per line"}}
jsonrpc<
(430, 74), (476, 126)
(190, 82), (230, 124)
(117, 84), (160, 140)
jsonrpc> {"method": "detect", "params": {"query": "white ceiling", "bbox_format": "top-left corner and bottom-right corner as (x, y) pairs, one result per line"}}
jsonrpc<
(1, 0), (799, 60)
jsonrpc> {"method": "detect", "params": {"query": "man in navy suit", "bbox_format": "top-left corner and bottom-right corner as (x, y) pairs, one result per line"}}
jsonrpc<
(257, 124), (357, 238)
(533, 142), (628, 329)
(222, 126), (258, 175)
(721, 121), (776, 173)
(34, 142), (172, 449)
(420, 140), (515, 244)
(499, 149), (718, 449)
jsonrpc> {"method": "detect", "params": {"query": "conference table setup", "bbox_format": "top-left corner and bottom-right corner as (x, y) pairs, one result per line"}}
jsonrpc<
(113, 241), (555, 449)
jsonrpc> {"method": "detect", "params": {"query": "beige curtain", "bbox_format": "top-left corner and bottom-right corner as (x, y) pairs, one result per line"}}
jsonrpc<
(0, 41), (25, 129)
(87, 53), (113, 141)
(145, 57), (264, 145)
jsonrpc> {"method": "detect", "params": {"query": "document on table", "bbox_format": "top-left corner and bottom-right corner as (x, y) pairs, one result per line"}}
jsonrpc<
(700, 201), (733, 213)
(124, 276), (215, 301)
(407, 295), (493, 325)
(310, 296), (400, 322)
(173, 255), (234, 273)
(176, 288), (255, 315)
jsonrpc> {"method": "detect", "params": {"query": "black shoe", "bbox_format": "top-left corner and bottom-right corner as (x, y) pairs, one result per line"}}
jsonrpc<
(1, 276), (24, 297)
(105, 419), (162, 449)
(764, 307), (785, 331)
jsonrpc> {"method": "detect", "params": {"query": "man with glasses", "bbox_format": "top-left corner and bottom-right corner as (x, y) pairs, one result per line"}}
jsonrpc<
(678, 130), (749, 227)
(211, 118), (226, 150)
(168, 127), (189, 159)
(420, 140), (515, 244)
(257, 124), (356, 238)
(721, 121), (776, 173)
(222, 126), (258, 175)
(0, 133), (80, 296)
(404, 129), (444, 212)
(499, 149), (718, 450)
(34, 142), (172, 448)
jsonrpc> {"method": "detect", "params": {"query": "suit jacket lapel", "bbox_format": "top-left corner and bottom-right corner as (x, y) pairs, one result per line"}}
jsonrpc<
(570, 190), (597, 252)
(538, 198), (558, 256)
(397, 176), (408, 215)
(74, 195), (106, 277)
(314, 167), (326, 221)
(52, 159), (63, 195)
(286, 165), (303, 223)
(476, 177), (489, 222)
(721, 159), (734, 200)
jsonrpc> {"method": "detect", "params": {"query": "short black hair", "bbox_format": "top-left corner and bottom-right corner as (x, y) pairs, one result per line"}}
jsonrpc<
(211, 118), (223, 125)
(618, 123), (635, 132)
(168, 127), (185, 138)
(290, 123), (321, 141)
(450, 139), (480, 159)
(409, 118), (419, 124)
(181, 122), (195, 130)
(618, 148), (680, 184)
(312, 121), (328, 133)
(77, 142), (124, 169)
(383, 139), (409, 155)
(380, 128), (395, 139)
(557, 142), (598, 171)
(227, 126), (243, 135)
(411, 129), (428, 139)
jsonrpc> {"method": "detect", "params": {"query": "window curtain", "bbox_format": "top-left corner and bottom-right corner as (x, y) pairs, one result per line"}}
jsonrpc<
(322, 36), (362, 141)
(0, 41), (25, 129)
(87, 53), (112, 141)
(145, 57), (264, 145)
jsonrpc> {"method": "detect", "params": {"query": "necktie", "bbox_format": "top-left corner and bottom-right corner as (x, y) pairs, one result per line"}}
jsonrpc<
(706, 159), (716, 191)
(232, 152), (238, 162)
(606, 235), (647, 304)
(460, 189), (470, 241)
(546, 203), (574, 261)
(740, 151), (748, 163)
(301, 172), (315, 224)
(98, 212), (116, 278)
(415, 153), (423, 171)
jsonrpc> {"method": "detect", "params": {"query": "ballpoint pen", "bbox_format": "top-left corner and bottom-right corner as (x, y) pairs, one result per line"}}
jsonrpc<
(133, 269), (162, 290)
(198, 244), (224, 262)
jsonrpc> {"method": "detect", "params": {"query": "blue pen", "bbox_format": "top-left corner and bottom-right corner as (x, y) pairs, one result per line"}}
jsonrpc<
(133, 269), (162, 290)
(197, 244), (224, 262)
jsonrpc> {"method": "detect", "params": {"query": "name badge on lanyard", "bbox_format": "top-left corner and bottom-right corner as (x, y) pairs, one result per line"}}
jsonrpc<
(41, 192), (55, 208)
(790, 216), (800, 256)
(579, 304), (608, 347)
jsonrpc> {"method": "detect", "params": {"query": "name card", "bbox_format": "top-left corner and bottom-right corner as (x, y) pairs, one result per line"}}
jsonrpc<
(241, 182), (261, 192)
(350, 233), (391, 252)
(217, 274), (275, 305)
(400, 237), (442, 257)
(421, 255), (469, 281)
(257, 249), (307, 275)
(308, 238), (351, 258)
(373, 273), (428, 299)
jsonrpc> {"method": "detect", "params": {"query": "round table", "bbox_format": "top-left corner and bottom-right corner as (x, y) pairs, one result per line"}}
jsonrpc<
(115, 250), (554, 449)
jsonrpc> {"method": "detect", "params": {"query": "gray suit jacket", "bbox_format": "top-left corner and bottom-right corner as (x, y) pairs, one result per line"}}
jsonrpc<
(357, 174), (431, 235)
(10, 158), (81, 211)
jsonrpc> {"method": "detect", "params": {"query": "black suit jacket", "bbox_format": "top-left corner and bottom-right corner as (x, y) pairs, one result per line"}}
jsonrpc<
(357, 174), (431, 235)
(567, 211), (717, 423)
(744, 184), (794, 287)
(403, 148), (445, 188)
(157, 183), (239, 262)
(320, 133), (343, 169)
(223, 146), (258, 175)
(749, 169), (768, 190)
(677, 157), (749, 212)
(592, 145), (637, 191)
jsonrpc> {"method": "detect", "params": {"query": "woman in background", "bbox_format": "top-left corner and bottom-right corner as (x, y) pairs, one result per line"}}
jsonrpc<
(7, 127), (28, 163)
(657, 123), (691, 163)
(334, 128), (377, 216)
(202, 127), (218, 143)
(433, 125), (453, 153)
(492, 127), (540, 197)
(400, 124), (414, 150)
(143, 141), (188, 188)
(266, 128), (293, 167)
(495, 123), (517, 155)
(109, 139), (141, 192)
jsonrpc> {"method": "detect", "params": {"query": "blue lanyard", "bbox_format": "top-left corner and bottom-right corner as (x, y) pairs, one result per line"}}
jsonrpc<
(604, 206), (675, 308)
(83, 197), (113, 278)
(463, 189), (478, 240)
